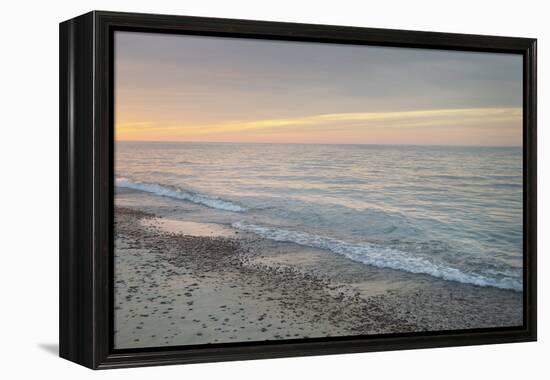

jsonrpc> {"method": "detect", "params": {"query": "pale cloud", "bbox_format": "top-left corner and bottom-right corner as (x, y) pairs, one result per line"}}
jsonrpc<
(116, 107), (522, 146)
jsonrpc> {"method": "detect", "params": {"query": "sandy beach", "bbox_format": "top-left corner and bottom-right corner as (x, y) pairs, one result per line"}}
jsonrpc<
(114, 194), (522, 349)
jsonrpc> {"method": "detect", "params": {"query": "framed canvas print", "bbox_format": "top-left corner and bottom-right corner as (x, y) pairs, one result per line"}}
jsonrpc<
(59, 11), (537, 369)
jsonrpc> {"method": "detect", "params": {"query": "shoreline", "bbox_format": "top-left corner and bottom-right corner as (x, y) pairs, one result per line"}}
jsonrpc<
(114, 202), (522, 349)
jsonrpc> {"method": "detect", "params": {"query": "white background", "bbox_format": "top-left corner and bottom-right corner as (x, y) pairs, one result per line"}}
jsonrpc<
(0, 0), (547, 378)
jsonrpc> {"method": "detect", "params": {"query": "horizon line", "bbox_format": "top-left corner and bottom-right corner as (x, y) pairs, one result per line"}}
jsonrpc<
(115, 140), (522, 148)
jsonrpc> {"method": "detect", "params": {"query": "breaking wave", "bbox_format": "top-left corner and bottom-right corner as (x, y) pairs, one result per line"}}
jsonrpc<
(232, 221), (522, 291)
(116, 178), (248, 212)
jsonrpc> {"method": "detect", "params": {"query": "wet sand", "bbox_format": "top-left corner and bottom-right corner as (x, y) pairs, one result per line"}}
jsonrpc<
(114, 206), (523, 349)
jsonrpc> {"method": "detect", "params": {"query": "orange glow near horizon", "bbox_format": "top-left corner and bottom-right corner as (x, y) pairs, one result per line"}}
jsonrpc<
(115, 107), (522, 146)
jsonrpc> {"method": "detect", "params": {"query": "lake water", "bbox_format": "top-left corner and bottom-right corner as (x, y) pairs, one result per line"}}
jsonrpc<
(116, 142), (523, 291)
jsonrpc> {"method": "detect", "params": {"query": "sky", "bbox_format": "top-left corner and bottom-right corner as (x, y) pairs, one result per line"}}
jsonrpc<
(115, 31), (523, 146)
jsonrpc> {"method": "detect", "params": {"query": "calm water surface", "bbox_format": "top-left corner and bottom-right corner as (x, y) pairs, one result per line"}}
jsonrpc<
(116, 142), (523, 291)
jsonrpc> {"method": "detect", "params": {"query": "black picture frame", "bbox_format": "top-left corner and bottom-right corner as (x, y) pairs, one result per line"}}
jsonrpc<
(59, 10), (537, 369)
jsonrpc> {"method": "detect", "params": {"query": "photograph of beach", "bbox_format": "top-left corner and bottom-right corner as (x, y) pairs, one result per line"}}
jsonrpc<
(113, 32), (524, 349)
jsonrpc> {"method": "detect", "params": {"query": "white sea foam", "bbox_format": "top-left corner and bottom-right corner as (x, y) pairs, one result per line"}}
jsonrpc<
(116, 178), (247, 212)
(232, 222), (523, 291)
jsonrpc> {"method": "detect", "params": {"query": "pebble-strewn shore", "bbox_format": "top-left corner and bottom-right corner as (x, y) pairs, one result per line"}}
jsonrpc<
(114, 206), (523, 349)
